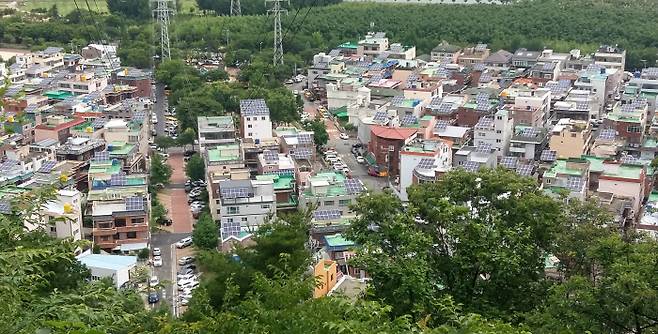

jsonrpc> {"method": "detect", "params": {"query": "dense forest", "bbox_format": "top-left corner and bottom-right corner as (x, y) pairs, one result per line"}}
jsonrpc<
(4, 169), (658, 333)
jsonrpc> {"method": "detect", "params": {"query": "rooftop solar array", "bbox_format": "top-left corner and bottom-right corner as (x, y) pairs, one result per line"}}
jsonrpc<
(0, 200), (11, 214)
(516, 164), (534, 177)
(369, 63), (384, 71)
(292, 147), (312, 159)
(476, 102), (490, 112)
(462, 161), (480, 172)
(643, 67), (658, 77)
(499, 156), (519, 169)
(297, 133), (313, 145)
(344, 179), (365, 195)
(110, 173), (127, 186)
(632, 99), (648, 108)
(262, 150), (279, 162)
(479, 73), (493, 83)
(368, 74), (383, 83)
(435, 120), (450, 130)
(94, 151), (110, 162)
(391, 96), (405, 106)
(475, 92), (490, 103)
(416, 158), (437, 170)
(475, 117), (494, 129)
(598, 128), (616, 140)
(4, 85), (23, 97)
(91, 118), (107, 129)
(37, 161), (57, 173)
(125, 197), (144, 211)
(475, 43), (488, 52)
(620, 155), (639, 164)
(0, 160), (19, 170)
(220, 187), (251, 199)
(406, 74), (419, 83)
(133, 111), (146, 121)
(558, 79), (571, 88)
(24, 104), (38, 113)
(540, 150), (557, 162)
(314, 209), (342, 221)
(566, 177), (584, 191)
(427, 96), (443, 109)
(586, 64), (604, 73)
(435, 102), (454, 114)
(520, 127), (540, 137)
(542, 62), (555, 71)
(435, 68), (450, 78)
(373, 111), (387, 122)
(621, 104), (636, 113)
(473, 63), (486, 71)
(239, 99), (270, 116)
(222, 221), (241, 238)
(400, 114), (418, 126)
(475, 143), (493, 153)
(575, 101), (589, 110)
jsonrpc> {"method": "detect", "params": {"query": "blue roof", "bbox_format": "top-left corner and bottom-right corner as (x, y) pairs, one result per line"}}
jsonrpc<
(77, 254), (137, 270)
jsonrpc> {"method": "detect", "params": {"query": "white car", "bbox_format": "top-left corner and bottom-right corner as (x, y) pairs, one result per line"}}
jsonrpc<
(180, 298), (190, 306)
(149, 276), (160, 287)
(153, 256), (163, 267)
(356, 156), (365, 164)
(152, 248), (161, 256)
(339, 133), (349, 140)
(178, 280), (199, 290)
(178, 256), (195, 265)
(176, 237), (193, 248)
(177, 273), (197, 281)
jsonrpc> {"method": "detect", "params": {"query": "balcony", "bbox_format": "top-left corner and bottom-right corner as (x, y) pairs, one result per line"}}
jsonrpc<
(116, 224), (149, 233)
(92, 227), (116, 236)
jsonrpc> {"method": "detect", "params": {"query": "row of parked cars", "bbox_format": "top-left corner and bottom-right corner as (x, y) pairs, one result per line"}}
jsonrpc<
(185, 179), (206, 218)
(177, 256), (199, 306)
(323, 149), (351, 175)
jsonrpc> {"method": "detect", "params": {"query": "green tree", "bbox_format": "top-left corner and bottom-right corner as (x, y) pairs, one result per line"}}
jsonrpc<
(48, 4), (59, 18)
(193, 213), (218, 250)
(185, 153), (205, 181)
(151, 198), (167, 224)
(150, 153), (172, 186)
(155, 136), (177, 149)
(137, 248), (150, 260)
(177, 127), (197, 151)
(106, 0), (151, 19)
(203, 69), (229, 82)
(303, 119), (329, 148)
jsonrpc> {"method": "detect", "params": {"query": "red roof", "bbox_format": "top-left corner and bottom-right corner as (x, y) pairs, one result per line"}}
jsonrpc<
(35, 117), (86, 132)
(370, 125), (417, 140)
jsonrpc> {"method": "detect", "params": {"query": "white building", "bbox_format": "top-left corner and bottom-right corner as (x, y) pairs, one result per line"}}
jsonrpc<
(594, 45), (626, 71)
(473, 108), (513, 156)
(326, 80), (371, 111)
(513, 88), (551, 128)
(42, 189), (83, 241)
(58, 72), (108, 96)
(358, 32), (389, 56)
(197, 116), (236, 150)
(398, 139), (452, 201)
(76, 253), (137, 288)
(217, 179), (275, 240)
(239, 99), (273, 142)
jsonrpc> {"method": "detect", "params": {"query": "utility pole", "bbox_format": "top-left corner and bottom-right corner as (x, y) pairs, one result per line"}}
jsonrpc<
(223, 29), (230, 46)
(266, 0), (288, 66)
(230, 0), (241, 16)
(152, 0), (174, 61)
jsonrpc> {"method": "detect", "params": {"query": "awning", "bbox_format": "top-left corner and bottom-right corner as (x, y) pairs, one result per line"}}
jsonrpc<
(365, 152), (376, 166)
(120, 242), (148, 252)
(335, 111), (348, 118)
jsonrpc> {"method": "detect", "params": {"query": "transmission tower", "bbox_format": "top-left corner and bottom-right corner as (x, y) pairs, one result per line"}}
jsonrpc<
(266, 0), (289, 65)
(152, 0), (174, 61)
(230, 0), (241, 16)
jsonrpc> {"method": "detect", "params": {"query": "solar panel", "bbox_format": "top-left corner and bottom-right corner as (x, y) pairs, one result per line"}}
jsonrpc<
(516, 164), (533, 177)
(428, 96), (443, 109)
(406, 74), (419, 83)
(499, 156), (518, 169)
(24, 104), (38, 113)
(133, 111), (146, 121)
(566, 177), (584, 191)
(4, 85), (23, 97)
(476, 117), (494, 129)
(540, 150), (557, 162)
(368, 74), (383, 83)
(125, 197), (144, 211)
(436, 102), (454, 114)
(597, 128), (616, 140)
(476, 102), (490, 112)
(401, 114), (418, 126)
(222, 221), (241, 238)
(297, 133), (313, 145)
(643, 67), (658, 77)
(373, 111), (387, 122)
(391, 96), (405, 106)
(620, 155), (639, 164)
(475, 143), (493, 153)
(239, 99), (270, 116)
(91, 118), (107, 129)
(542, 62), (555, 71)
(479, 73), (492, 83)
(575, 101), (589, 110)
(632, 99), (647, 108)
(0, 200), (11, 214)
(369, 63), (384, 71)
(313, 209), (342, 221)
(435, 120), (450, 130)
(435, 68), (450, 78)
(343, 179), (365, 195)
(520, 128), (540, 137)
(292, 147), (312, 159)
(416, 158), (437, 170)
(220, 187), (250, 199)
(94, 151), (110, 162)
(473, 63), (486, 71)
(0, 159), (19, 170)
(621, 104), (635, 113)
(558, 79), (571, 88)
(110, 173), (127, 186)
(263, 150), (279, 162)
(475, 92), (490, 103)
(37, 160), (57, 173)
(475, 43), (488, 52)
(462, 161), (479, 172)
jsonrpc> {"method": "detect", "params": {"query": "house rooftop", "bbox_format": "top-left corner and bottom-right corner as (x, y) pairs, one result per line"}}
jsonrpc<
(76, 254), (137, 271)
(207, 144), (240, 162)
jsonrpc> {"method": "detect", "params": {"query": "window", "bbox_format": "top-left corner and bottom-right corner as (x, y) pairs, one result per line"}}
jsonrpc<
(571, 133), (577, 138)
(496, 139), (502, 143)
(115, 219), (126, 227)
(50, 226), (56, 232)
(478, 132), (486, 137)
(458, 161), (463, 165)
(227, 207), (239, 214)
(241, 217), (248, 222)
(227, 218), (233, 223)
(132, 218), (145, 225)
(126, 232), (137, 239)
(101, 236), (110, 241)
(545, 178), (552, 184)
(246, 117), (250, 121)
(324, 200), (335, 206)
(628, 125), (641, 133)
(98, 222), (111, 229)
(497, 116), (502, 120)
(496, 130), (502, 134)
(339, 199), (351, 206)
(248, 132), (253, 137)
(113, 233), (120, 240)
(247, 124), (252, 128)
(261, 117), (266, 120)
(261, 204), (270, 209)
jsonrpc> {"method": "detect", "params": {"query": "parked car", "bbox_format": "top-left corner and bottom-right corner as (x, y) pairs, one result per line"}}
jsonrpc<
(180, 298), (191, 306)
(178, 256), (195, 266)
(180, 264), (197, 272)
(177, 273), (197, 281)
(339, 133), (349, 140)
(184, 184), (192, 192)
(285, 79), (294, 84)
(356, 156), (366, 164)
(148, 291), (160, 304)
(178, 280), (199, 291)
(153, 256), (163, 267)
(177, 267), (195, 276)
(152, 248), (161, 256)
(149, 276), (160, 287)
(176, 237), (193, 248)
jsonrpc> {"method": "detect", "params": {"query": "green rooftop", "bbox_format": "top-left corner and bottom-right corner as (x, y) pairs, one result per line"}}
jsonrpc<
(644, 138), (658, 149)
(256, 174), (295, 190)
(89, 160), (122, 175)
(650, 191), (658, 202)
(325, 233), (355, 248)
(0, 186), (27, 200)
(338, 41), (358, 49)
(44, 90), (73, 100)
(543, 158), (589, 178)
(304, 171), (348, 197)
(581, 155), (605, 173)
(72, 121), (93, 132)
(108, 141), (135, 156)
(607, 164), (643, 179)
(207, 144), (240, 162)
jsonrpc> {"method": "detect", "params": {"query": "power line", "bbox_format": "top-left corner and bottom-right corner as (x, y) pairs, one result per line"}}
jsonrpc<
(275, 0), (318, 64)
(266, 0), (289, 66)
(230, 0), (242, 16)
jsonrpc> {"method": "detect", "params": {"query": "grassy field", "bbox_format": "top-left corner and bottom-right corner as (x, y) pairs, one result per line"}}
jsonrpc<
(21, 0), (197, 15)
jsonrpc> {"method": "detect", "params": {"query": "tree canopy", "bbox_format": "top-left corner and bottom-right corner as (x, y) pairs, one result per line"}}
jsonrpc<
(185, 153), (206, 181)
(193, 213), (219, 250)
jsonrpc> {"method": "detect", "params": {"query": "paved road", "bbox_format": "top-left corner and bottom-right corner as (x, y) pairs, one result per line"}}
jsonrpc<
(151, 231), (191, 313)
(153, 83), (167, 136)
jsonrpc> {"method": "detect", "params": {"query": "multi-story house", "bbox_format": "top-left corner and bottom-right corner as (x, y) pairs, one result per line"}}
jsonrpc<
(453, 144), (498, 171)
(510, 88), (551, 127)
(603, 100), (648, 149)
(398, 138), (452, 201)
(274, 127), (316, 161)
(542, 158), (590, 200)
(623, 67), (658, 114)
(35, 115), (87, 144)
(357, 32), (389, 56)
(298, 171), (365, 212)
(509, 126), (548, 160)
(55, 137), (105, 162)
(484, 49), (513, 68)
(91, 195), (149, 253)
(255, 172), (297, 212)
(457, 44), (490, 67)
(553, 89), (601, 121)
(239, 99), (273, 142)
(326, 79), (371, 111)
(32, 47), (65, 71)
(197, 116), (236, 150)
(217, 179), (276, 240)
(593, 45), (626, 71)
(511, 48), (541, 68)
(431, 41), (462, 63)
(473, 108), (514, 156)
(549, 118), (593, 159)
(368, 126), (418, 177)
(58, 72), (108, 96)
(113, 67), (152, 98)
(574, 64), (622, 108)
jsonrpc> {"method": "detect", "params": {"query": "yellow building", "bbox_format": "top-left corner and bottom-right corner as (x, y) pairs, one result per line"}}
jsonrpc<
(313, 259), (338, 298)
(549, 118), (593, 159)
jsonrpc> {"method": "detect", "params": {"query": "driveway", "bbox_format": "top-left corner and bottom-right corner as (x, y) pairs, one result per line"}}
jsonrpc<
(158, 153), (193, 233)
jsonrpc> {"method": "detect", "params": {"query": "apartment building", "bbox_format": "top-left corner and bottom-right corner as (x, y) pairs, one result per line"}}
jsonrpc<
(511, 89), (551, 127)
(239, 99), (273, 142)
(549, 118), (593, 159)
(398, 139), (452, 201)
(58, 72), (108, 96)
(91, 195), (149, 252)
(574, 64), (622, 107)
(197, 116), (236, 150)
(113, 67), (152, 98)
(593, 45), (626, 71)
(457, 43), (490, 66)
(357, 32), (389, 56)
(473, 108), (514, 156)
(217, 179), (276, 240)
(368, 126), (418, 177)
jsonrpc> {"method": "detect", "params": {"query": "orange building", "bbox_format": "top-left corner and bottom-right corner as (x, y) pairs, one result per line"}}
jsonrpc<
(313, 259), (339, 298)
